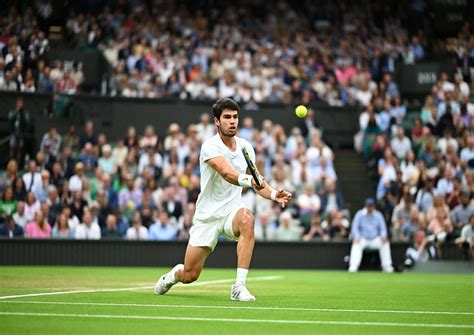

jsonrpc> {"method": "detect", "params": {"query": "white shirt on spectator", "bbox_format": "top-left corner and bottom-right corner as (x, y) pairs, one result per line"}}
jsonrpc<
(400, 161), (417, 184)
(126, 226), (149, 240)
(355, 89), (372, 107)
(69, 174), (83, 193)
(436, 178), (454, 196)
(391, 136), (412, 159)
(460, 147), (474, 163)
(138, 153), (163, 175)
(68, 215), (80, 231)
(24, 200), (41, 222)
(75, 222), (101, 240)
(22, 171), (42, 193)
(437, 137), (458, 155)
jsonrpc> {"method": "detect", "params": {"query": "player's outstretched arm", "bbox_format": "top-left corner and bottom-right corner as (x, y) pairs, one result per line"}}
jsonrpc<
(206, 156), (263, 189)
(254, 183), (292, 208)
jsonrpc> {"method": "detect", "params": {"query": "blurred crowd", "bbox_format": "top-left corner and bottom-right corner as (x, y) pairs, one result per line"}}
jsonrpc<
(0, 1), (472, 260)
(0, 4), (84, 95)
(356, 68), (473, 260)
(0, 0), (447, 105)
(1, 105), (347, 242)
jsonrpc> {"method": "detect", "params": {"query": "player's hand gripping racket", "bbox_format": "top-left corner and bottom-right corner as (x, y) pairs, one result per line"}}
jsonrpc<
(242, 147), (263, 188)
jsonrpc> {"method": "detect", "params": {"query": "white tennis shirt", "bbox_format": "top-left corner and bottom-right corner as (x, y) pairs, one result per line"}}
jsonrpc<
(194, 134), (256, 222)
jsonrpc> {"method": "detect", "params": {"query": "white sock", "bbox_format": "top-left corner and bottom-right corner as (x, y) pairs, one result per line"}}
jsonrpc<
(236, 268), (248, 286)
(168, 265), (181, 284)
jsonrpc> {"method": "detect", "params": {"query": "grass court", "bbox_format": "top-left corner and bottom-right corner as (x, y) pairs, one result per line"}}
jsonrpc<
(0, 266), (472, 334)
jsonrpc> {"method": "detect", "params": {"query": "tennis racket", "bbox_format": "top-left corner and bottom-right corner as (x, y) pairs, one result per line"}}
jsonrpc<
(241, 147), (262, 188)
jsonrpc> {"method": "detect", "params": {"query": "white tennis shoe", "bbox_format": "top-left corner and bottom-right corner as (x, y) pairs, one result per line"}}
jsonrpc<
(230, 284), (256, 301)
(154, 264), (184, 295)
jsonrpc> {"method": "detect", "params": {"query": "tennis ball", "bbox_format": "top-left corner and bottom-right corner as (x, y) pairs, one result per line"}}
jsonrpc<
(295, 105), (308, 118)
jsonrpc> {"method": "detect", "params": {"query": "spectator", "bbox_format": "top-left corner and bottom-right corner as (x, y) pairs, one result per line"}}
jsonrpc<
(69, 162), (85, 193)
(391, 195), (416, 241)
(69, 191), (88, 221)
(274, 211), (302, 241)
(0, 215), (24, 238)
(80, 120), (97, 148)
(451, 191), (474, 237)
(8, 98), (31, 164)
(52, 213), (74, 238)
(311, 156), (337, 184)
(320, 179), (345, 216)
(118, 175), (142, 215)
(40, 127), (61, 157)
(112, 139), (128, 167)
(162, 188), (184, 223)
(3, 159), (19, 189)
(404, 230), (436, 269)
(415, 176), (437, 213)
(124, 126), (139, 150)
(126, 211), (149, 240)
(25, 210), (51, 238)
(149, 211), (177, 240)
(101, 214), (122, 239)
(101, 173), (119, 211)
(74, 211), (101, 240)
(35, 170), (51, 203)
(138, 146), (163, 178)
(348, 198), (394, 273)
(196, 113), (215, 142)
(24, 191), (40, 222)
(436, 129), (459, 155)
(296, 183), (321, 228)
(22, 160), (42, 194)
(140, 125), (158, 149)
(254, 211), (277, 241)
(98, 144), (117, 175)
(303, 213), (329, 241)
(62, 125), (80, 154)
(58, 147), (75, 179)
(400, 208), (424, 242)
(409, 36), (424, 61)
(12, 201), (27, 228)
(390, 128), (412, 160)
(454, 215), (473, 260)
(79, 142), (98, 175)
(0, 186), (17, 216)
(460, 135), (474, 169)
(389, 97), (406, 125)
(426, 207), (453, 244)
(436, 168), (455, 197)
(321, 210), (349, 240)
(62, 206), (79, 231)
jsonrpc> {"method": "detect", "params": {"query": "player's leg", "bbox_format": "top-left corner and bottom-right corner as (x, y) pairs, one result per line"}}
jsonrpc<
(348, 238), (366, 272)
(155, 221), (218, 295)
(232, 208), (255, 270)
(229, 207), (256, 301)
(175, 244), (211, 283)
(154, 245), (211, 295)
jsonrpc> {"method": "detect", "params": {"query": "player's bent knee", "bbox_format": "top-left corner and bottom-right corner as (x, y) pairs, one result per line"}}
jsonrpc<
(182, 270), (200, 284)
(241, 209), (255, 237)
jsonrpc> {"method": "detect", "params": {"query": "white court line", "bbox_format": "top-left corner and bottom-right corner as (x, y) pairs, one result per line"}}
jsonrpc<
(1, 300), (472, 316)
(0, 312), (472, 329)
(0, 275), (282, 300)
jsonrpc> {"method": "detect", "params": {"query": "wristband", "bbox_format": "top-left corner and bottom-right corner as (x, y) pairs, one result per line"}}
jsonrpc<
(270, 189), (277, 201)
(238, 174), (253, 188)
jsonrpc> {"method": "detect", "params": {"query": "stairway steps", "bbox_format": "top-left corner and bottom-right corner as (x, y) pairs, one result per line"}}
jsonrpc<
(334, 148), (377, 218)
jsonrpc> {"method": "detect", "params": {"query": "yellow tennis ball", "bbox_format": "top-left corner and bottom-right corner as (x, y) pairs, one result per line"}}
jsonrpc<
(295, 105), (308, 118)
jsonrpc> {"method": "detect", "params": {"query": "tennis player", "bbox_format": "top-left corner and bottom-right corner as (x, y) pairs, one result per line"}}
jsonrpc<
(155, 98), (292, 301)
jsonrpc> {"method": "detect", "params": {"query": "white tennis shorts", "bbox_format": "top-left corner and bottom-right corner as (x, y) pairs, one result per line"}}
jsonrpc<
(189, 204), (245, 251)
